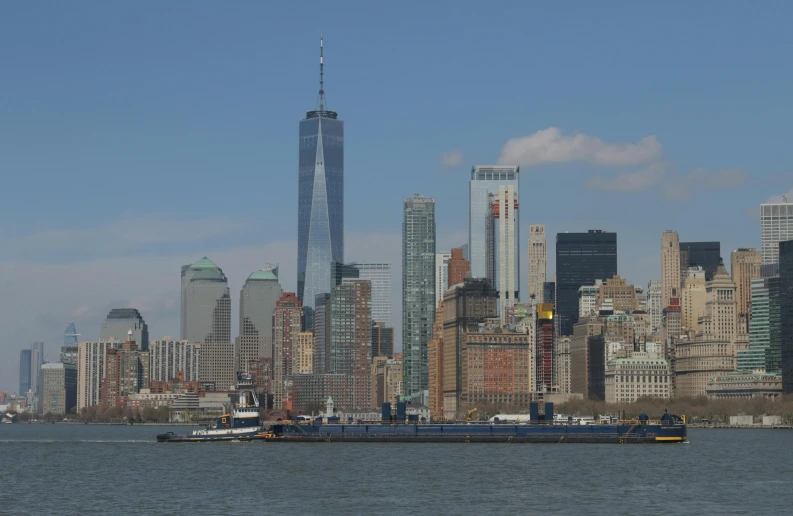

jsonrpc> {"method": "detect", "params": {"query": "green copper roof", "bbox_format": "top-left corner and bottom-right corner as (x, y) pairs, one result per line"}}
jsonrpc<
(188, 256), (220, 270)
(190, 268), (226, 281)
(247, 266), (279, 281)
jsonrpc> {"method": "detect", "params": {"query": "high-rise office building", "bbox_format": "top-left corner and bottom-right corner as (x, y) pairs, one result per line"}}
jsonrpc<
(570, 317), (605, 400)
(273, 293), (302, 408)
(313, 293), (332, 374)
(30, 342), (44, 395)
(77, 340), (122, 410)
(731, 248), (762, 319)
(700, 261), (738, 342)
(469, 166), (520, 280)
(402, 194), (436, 400)
(661, 231), (681, 309)
(681, 267), (706, 334)
(680, 241), (721, 281)
(535, 304), (555, 393)
(745, 277), (781, 373)
(294, 332), (314, 375)
(441, 278), (497, 419)
(61, 323), (79, 366)
(38, 363), (77, 415)
(779, 239), (793, 394)
(543, 282), (556, 308)
(556, 230), (617, 336)
(238, 265), (281, 373)
(183, 257), (232, 391)
(351, 263), (392, 327)
(298, 36), (344, 316)
(447, 248), (470, 289)
(434, 252), (451, 307)
(100, 309), (149, 351)
(330, 280), (372, 408)
(761, 199), (793, 265)
(371, 322), (394, 358)
(490, 185), (520, 318)
(181, 257), (220, 339)
(646, 280), (662, 335)
(528, 224), (547, 304)
(149, 338), (200, 382)
(19, 349), (32, 395)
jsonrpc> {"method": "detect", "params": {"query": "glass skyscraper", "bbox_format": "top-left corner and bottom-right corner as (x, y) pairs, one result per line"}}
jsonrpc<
(680, 241), (720, 281)
(19, 349), (32, 395)
(297, 37), (344, 321)
(239, 265), (282, 370)
(468, 166), (520, 281)
(780, 239), (793, 394)
(352, 263), (392, 327)
(402, 194), (436, 400)
(99, 308), (149, 351)
(761, 201), (793, 265)
(556, 230), (618, 336)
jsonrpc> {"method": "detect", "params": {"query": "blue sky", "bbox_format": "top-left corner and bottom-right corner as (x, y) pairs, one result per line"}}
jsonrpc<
(2, 2), (792, 391)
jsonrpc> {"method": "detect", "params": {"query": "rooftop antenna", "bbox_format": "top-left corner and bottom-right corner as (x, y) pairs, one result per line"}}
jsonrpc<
(319, 33), (325, 111)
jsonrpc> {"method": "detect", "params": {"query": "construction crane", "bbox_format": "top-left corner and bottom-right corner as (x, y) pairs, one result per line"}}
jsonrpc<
(466, 408), (478, 421)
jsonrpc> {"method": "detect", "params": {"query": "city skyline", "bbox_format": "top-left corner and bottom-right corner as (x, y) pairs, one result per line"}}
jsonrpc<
(3, 3), (793, 391)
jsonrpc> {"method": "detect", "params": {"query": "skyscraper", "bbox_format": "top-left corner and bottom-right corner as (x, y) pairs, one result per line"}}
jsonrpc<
(680, 241), (721, 281)
(447, 247), (470, 289)
(779, 239), (793, 394)
(313, 293), (332, 374)
(38, 363), (77, 415)
(646, 280), (662, 335)
(77, 340), (122, 410)
(528, 224), (547, 304)
(61, 323), (79, 366)
(30, 342), (44, 395)
(402, 194), (436, 400)
(100, 309), (149, 351)
(351, 263), (392, 327)
(491, 185), (519, 318)
(434, 252), (451, 307)
(19, 349), (31, 395)
(183, 257), (232, 391)
(556, 230), (617, 336)
(661, 231), (681, 309)
(761, 199), (793, 265)
(330, 280), (372, 408)
(535, 303), (555, 393)
(238, 265), (281, 372)
(298, 36), (344, 318)
(273, 292), (302, 409)
(468, 166), (520, 280)
(181, 257), (222, 339)
(731, 248), (762, 318)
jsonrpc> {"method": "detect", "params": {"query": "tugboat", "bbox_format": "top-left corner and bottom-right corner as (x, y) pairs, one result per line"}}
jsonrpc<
(157, 373), (271, 442)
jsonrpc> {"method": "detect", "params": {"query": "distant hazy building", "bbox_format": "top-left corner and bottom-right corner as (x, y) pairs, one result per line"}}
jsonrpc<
(238, 265), (281, 373)
(680, 241), (720, 281)
(30, 342), (44, 396)
(19, 349), (32, 396)
(273, 293), (302, 409)
(61, 322), (79, 366)
(435, 252), (451, 307)
(149, 337), (200, 382)
(402, 194), (436, 400)
(780, 240), (793, 394)
(469, 166), (520, 282)
(731, 248), (762, 319)
(556, 230), (617, 336)
(100, 309), (149, 351)
(352, 263), (392, 327)
(447, 248), (470, 290)
(528, 224), (547, 304)
(761, 199), (793, 265)
(38, 363), (77, 415)
(605, 352), (671, 404)
(661, 231), (681, 309)
(183, 257), (233, 391)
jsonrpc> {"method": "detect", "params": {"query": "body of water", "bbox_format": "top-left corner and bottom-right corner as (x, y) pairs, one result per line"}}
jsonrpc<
(1, 425), (791, 514)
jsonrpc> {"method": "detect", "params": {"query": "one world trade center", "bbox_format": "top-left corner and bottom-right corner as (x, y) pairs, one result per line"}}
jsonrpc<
(297, 35), (344, 326)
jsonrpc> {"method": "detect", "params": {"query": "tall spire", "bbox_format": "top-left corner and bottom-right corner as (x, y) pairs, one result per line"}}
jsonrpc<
(319, 33), (325, 111)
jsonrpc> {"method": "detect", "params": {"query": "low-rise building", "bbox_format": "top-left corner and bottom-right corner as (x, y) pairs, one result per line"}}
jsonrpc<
(706, 372), (783, 400)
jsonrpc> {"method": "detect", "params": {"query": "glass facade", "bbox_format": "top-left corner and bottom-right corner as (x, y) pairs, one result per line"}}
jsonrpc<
(19, 349), (32, 395)
(680, 241), (721, 281)
(761, 202), (793, 265)
(402, 194), (436, 399)
(100, 309), (149, 351)
(468, 166), (519, 281)
(239, 266), (282, 370)
(780, 240), (793, 394)
(352, 263), (392, 327)
(556, 230), (617, 336)
(297, 112), (344, 316)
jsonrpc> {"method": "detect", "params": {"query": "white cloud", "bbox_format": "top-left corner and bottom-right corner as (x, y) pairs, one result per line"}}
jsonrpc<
(497, 127), (662, 168)
(585, 163), (668, 192)
(440, 148), (463, 167)
(664, 167), (749, 201)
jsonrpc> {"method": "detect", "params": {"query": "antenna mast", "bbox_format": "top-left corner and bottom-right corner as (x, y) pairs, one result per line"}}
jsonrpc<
(319, 33), (325, 111)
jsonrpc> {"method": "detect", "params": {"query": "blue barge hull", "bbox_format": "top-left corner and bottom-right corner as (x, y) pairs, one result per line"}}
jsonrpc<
(266, 421), (687, 444)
